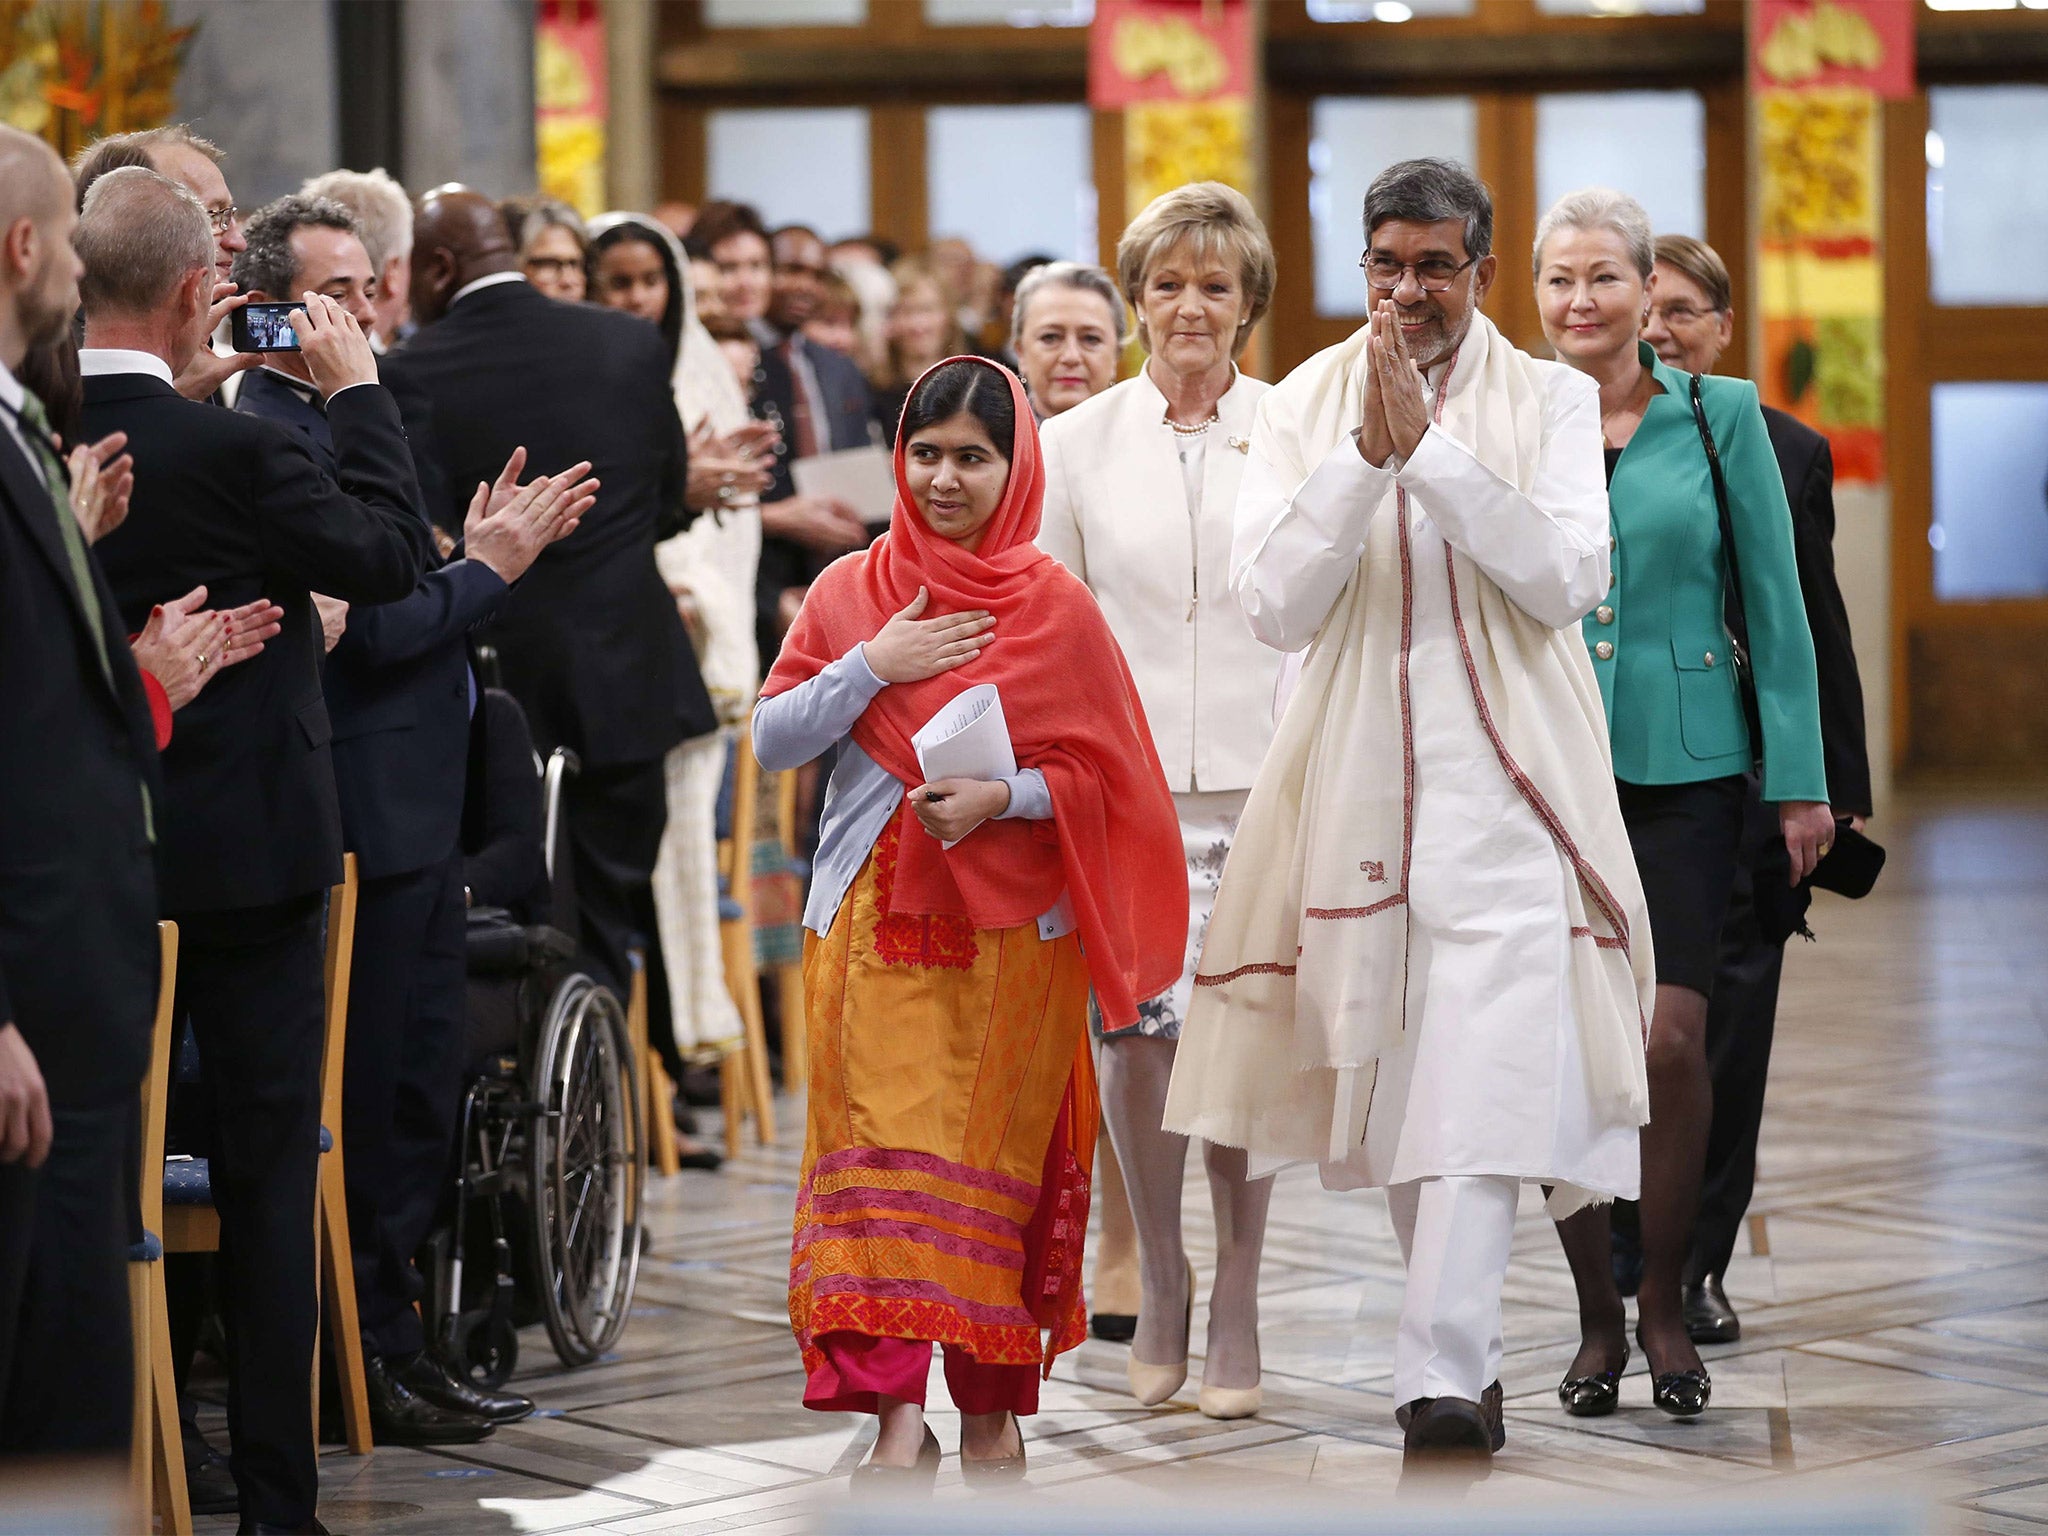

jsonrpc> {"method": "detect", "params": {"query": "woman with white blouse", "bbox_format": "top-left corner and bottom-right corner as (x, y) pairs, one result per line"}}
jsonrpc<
(1038, 182), (1282, 1419)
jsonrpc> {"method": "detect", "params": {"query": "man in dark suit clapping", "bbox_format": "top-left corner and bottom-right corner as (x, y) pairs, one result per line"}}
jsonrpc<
(384, 187), (716, 1017)
(0, 125), (165, 1467)
(80, 165), (429, 1534)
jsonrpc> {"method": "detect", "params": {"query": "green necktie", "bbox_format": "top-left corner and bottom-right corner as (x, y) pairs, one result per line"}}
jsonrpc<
(18, 389), (153, 842)
(18, 389), (113, 687)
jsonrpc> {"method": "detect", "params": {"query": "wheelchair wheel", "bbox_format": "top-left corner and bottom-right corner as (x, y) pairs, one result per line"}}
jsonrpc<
(528, 972), (643, 1368)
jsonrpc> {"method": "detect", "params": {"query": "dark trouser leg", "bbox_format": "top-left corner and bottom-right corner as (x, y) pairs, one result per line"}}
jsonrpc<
(1691, 795), (1787, 1284)
(341, 865), (440, 1362)
(0, 1099), (136, 1455)
(562, 757), (668, 998)
(374, 855), (469, 1359)
(0, 1159), (33, 1428)
(177, 900), (326, 1528)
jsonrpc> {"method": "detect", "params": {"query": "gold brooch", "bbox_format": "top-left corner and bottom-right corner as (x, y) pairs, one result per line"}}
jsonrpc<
(1227, 435), (1250, 454)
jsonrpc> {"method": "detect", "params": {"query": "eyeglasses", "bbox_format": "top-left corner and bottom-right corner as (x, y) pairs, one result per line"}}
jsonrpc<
(207, 204), (240, 236)
(1359, 252), (1479, 293)
(525, 257), (581, 276)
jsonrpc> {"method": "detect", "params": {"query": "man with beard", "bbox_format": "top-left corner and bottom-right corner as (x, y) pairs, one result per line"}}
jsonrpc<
(0, 124), (165, 1462)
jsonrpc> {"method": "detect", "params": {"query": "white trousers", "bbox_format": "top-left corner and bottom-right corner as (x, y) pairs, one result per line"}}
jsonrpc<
(1387, 1175), (1520, 1406)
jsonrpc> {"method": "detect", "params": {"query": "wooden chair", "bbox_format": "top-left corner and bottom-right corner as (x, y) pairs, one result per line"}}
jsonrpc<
(161, 855), (371, 1465)
(311, 853), (371, 1454)
(626, 948), (680, 1179)
(133, 921), (191, 1536)
(716, 726), (777, 1156)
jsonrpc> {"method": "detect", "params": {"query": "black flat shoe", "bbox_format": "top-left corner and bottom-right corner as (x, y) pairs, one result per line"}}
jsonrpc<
(1402, 1396), (1493, 1466)
(183, 1431), (239, 1516)
(850, 1425), (941, 1497)
(1636, 1325), (1712, 1418)
(1683, 1274), (1741, 1345)
(1399, 1379), (1505, 1451)
(1090, 1311), (1137, 1344)
(1557, 1346), (1629, 1418)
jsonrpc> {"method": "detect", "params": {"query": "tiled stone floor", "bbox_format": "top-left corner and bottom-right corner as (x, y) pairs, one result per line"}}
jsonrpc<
(195, 789), (2048, 1534)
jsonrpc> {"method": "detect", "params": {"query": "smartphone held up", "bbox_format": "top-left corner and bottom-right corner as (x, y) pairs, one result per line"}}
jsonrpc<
(231, 300), (302, 353)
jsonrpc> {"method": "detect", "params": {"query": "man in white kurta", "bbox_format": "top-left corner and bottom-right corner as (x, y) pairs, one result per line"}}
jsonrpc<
(1163, 159), (1654, 1463)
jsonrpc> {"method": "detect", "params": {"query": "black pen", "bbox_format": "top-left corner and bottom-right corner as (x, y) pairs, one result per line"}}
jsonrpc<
(922, 790), (946, 803)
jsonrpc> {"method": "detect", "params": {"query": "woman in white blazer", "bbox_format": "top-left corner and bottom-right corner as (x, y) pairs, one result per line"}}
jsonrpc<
(1038, 182), (1281, 1421)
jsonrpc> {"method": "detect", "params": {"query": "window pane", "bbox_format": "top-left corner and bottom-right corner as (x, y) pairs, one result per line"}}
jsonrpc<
(1309, 96), (1477, 318)
(1927, 86), (2048, 306)
(924, 0), (1093, 23)
(1307, 0), (1474, 19)
(1930, 383), (2048, 600)
(706, 108), (871, 238)
(1536, 91), (1705, 240)
(926, 105), (1096, 266)
(703, 0), (865, 22)
(1536, 0), (1702, 13)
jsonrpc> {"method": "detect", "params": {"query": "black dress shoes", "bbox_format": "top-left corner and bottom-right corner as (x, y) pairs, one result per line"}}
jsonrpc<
(1683, 1274), (1741, 1344)
(1401, 1396), (1493, 1465)
(364, 1353), (495, 1444)
(392, 1349), (535, 1424)
(1557, 1346), (1629, 1418)
(1090, 1312), (1138, 1344)
(183, 1429), (239, 1516)
(1398, 1379), (1505, 1452)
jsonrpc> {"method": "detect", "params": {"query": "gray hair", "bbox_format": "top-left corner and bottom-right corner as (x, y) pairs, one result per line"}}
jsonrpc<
(300, 167), (412, 272)
(231, 194), (363, 300)
(503, 194), (586, 257)
(76, 166), (212, 318)
(1533, 187), (1654, 279)
(1363, 158), (1493, 261)
(1010, 261), (1129, 349)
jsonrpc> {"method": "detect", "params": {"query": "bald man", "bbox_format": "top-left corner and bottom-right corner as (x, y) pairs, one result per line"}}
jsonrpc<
(386, 187), (715, 1039)
(0, 126), (165, 1461)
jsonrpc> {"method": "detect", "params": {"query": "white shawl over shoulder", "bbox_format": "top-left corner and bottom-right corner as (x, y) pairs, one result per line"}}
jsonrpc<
(1163, 315), (1653, 1178)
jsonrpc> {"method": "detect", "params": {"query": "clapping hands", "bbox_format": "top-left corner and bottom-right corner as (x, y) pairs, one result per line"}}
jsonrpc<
(462, 446), (599, 584)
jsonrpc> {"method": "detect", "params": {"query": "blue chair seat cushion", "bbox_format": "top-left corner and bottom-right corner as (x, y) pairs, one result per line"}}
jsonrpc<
(163, 1158), (212, 1206)
(128, 1231), (163, 1263)
(319, 1125), (333, 1154)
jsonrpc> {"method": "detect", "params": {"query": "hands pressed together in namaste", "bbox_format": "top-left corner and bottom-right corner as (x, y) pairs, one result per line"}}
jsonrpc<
(1358, 298), (1436, 470)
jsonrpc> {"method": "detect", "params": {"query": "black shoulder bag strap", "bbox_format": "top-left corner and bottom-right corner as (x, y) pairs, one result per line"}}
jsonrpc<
(1688, 373), (1764, 772)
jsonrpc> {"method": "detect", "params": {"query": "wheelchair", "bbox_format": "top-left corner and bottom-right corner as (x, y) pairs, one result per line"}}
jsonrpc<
(422, 708), (645, 1388)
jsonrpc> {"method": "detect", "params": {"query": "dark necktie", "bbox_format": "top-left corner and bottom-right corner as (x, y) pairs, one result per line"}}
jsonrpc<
(18, 390), (113, 687)
(781, 337), (821, 459)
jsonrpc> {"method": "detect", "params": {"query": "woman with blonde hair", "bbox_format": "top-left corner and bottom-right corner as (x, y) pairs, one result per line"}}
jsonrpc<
(872, 256), (974, 442)
(1037, 181), (1282, 1419)
(1534, 188), (1829, 1420)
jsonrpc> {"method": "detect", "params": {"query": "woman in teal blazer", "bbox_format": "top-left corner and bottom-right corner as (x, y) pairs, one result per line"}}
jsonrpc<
(1534, 190), (1834, 1423)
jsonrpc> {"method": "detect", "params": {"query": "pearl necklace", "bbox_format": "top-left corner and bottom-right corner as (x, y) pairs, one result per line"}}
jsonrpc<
(1167, 413), (1219, 437)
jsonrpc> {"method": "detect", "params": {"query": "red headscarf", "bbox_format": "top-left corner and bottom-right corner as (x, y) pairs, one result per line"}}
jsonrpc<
(761, 357), (1185, 1028)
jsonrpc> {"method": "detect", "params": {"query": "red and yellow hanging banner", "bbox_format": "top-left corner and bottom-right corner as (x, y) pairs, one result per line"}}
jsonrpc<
(535, 0), (606, 218)
(1751, 0), (1912, 484)
(1091, 0), (1253, 221)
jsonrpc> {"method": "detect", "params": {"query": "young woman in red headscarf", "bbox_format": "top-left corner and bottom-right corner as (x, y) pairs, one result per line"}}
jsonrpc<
(755, 357), (1185, 1491)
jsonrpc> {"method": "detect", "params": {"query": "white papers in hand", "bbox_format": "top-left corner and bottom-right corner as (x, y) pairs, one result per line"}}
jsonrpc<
(792, 444), (896, 526)
(911, 684), (1015, 848)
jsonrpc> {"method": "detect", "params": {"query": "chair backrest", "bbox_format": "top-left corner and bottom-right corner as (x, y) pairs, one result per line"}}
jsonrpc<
(319, 854), (360, 1147)
(723, 724), (761, 923)
(138, 921), (179, 1240)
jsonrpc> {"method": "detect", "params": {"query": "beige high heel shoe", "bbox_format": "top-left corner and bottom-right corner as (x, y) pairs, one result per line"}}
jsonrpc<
(1197, 1308), (1263, 1419)
(1127, 1258), (1195, 1407)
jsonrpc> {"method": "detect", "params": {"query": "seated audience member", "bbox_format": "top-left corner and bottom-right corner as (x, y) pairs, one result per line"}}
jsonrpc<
(465, 689), (552, 925)
(502, 194), (588, 304)
(384, 186), (717, 1041)
(300, 167), (415, 348)
(80, 165), (429, 1533)
(72, 126), (258, 403)
(234, 193), (589, 1444)
(0, 122), (163, 1470)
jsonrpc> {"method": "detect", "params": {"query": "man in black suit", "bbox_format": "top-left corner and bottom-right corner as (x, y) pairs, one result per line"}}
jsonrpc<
(1644, 236), (1873, 1345)
(234, 194), (590, 1446)
(384, 186), (716, 1025)
(0, 125), (164, 1464)
(80, 165), (429, 1534)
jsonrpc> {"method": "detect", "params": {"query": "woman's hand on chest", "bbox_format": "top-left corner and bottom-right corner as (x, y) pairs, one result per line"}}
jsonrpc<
(865, 586), (995, 684)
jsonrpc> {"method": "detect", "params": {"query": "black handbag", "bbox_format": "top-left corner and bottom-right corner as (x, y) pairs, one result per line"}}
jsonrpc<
(1688, 374), (1764, 772)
